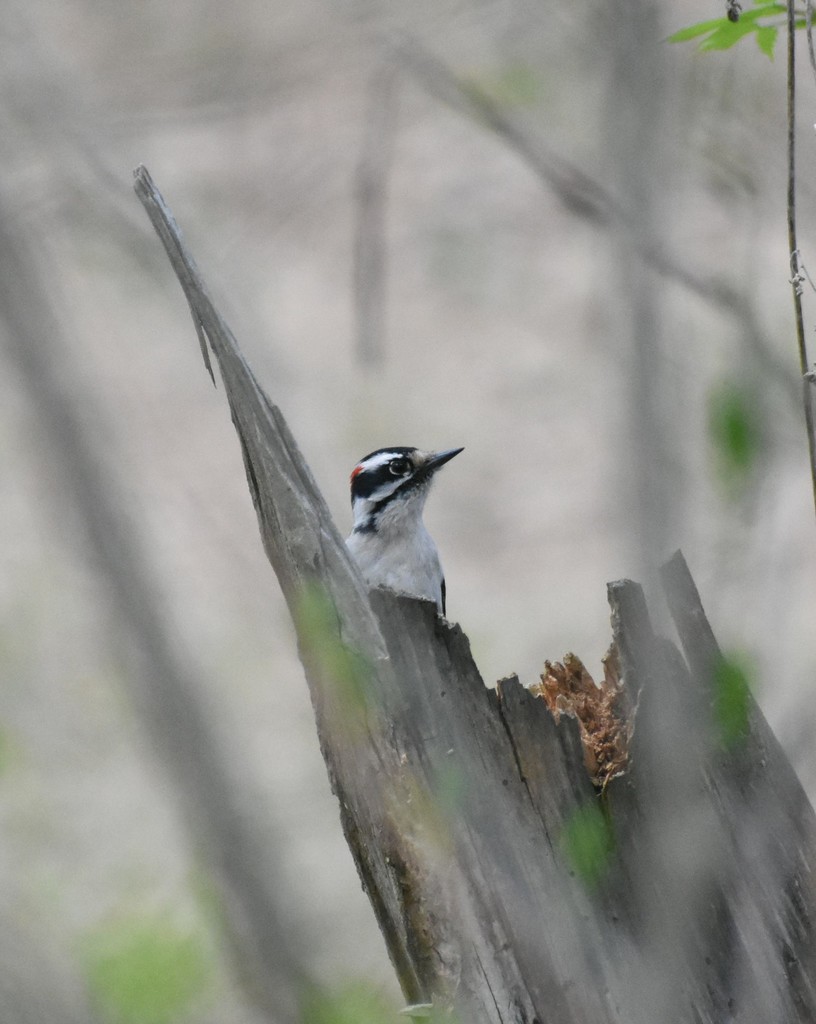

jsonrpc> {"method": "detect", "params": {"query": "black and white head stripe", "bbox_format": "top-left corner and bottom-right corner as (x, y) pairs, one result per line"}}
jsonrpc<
(350, 447), (418, 504)
(349, 446), (463, 535)
(346, 446), (463, 610)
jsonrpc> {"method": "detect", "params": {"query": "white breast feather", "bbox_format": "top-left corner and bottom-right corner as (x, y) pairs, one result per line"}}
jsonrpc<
(346, 495), (444, 611)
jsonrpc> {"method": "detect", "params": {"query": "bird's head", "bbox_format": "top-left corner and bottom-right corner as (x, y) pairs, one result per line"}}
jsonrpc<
(349, 446), (463, 534)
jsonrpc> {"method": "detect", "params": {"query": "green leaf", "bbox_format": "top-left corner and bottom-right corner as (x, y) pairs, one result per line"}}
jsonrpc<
(707, 380), (763, 490)
(755, 23), (779, 57)
(300, 981), (394, 1024)
(295, 583), (375, 727)
(462, 62), (542, 108)
(561, 802), (614, 886)
(667, 18), (729, 43)
(699, 19), (761, 51)
(667, 3), (785, 55)
(713, 653), (753, 748)
(83, 915), (211, 1024)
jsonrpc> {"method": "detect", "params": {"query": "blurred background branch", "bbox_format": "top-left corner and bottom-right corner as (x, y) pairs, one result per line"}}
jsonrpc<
(394, 33), (799, 408)
(353, 60), (398, 367)
(0, 196), (307, 1021)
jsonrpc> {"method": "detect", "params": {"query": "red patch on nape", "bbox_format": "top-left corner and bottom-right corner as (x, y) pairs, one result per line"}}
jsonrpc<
(350, 464), (364, 483)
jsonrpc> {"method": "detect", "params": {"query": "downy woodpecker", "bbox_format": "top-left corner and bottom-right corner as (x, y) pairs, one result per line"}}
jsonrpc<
(345, 446), (463, 616)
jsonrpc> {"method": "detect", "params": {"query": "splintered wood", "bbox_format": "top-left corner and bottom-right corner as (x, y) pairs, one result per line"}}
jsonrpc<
(531, 646), (631, 790)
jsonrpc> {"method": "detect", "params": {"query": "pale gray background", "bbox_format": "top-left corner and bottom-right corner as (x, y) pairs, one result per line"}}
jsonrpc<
(1, 0), (815, 1019)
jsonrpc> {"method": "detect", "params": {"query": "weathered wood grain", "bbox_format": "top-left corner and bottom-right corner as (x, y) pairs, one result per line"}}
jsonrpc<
(136, 165), (816, 1023)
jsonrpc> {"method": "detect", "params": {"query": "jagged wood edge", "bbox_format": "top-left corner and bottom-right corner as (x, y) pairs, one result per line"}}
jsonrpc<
(133, 163), (434, 993)
(132, 164), (631, 1020)
(128, 171), (816, 1018)
(661, 550), (816, 1014)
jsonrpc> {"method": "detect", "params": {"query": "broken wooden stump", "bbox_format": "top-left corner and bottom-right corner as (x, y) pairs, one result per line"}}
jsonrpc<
(136, 165), (816, 1024)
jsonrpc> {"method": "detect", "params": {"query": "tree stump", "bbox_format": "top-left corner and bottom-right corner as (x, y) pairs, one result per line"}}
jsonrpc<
(136, 166), (816, 1024)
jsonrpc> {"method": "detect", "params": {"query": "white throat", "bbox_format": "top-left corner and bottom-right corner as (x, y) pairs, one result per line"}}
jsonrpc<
(352, 481), (431, 536)
(346, 484), (444, 610)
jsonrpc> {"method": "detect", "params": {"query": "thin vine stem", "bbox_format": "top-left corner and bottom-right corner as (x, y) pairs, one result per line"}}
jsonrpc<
(786, 0), (816, 516)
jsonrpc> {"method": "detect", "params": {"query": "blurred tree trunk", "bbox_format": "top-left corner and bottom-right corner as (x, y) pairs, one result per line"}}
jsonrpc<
(137, 166), (816, 1024)
(601, 0), (679, 579)
(0, 199), (306, 1023)
(353, 60), (397, 367)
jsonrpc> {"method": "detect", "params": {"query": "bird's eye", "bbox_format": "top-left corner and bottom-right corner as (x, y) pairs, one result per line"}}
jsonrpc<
(389, 458), (409, 477)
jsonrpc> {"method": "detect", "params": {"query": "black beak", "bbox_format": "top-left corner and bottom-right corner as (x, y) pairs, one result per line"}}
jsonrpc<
(425, 447), (464, 473)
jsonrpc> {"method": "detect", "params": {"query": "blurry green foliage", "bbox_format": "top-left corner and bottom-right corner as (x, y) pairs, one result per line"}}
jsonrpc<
(707, 380), (763, 492)
(390, 766), (463, 856)
(295, 583), (374, 724)
(0, 725), (19, 775)
(561, 801), (614, 886)
(463, 62), (542, 107)
(667, 1), (799, 59)
(432, 763), (467, 820)
(83, 914), (211, 1024)
(189, 864), (227, 936)
(713, 652), (754, 747)
(300, 980), (394, 1024)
